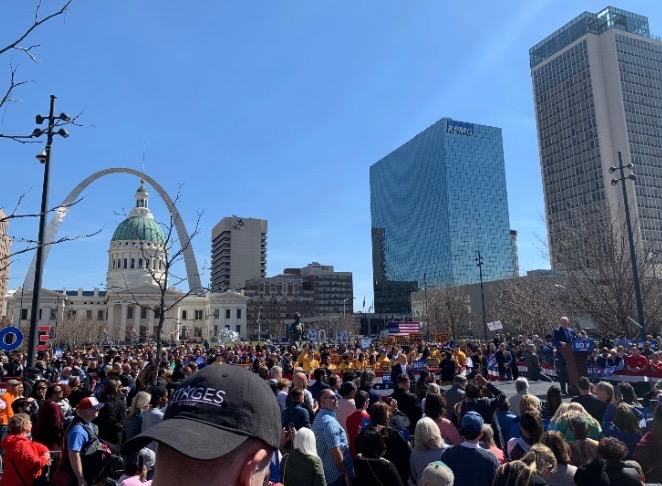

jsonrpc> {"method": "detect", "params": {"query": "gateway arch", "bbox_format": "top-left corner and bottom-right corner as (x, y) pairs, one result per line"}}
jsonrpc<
(22, 168), (202, 292)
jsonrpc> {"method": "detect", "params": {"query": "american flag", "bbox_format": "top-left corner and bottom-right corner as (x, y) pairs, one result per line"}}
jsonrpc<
(388, 321), (421, 336)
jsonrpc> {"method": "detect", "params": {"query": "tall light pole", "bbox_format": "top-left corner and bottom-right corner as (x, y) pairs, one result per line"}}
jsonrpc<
(27, 95), (70, 369)
(609, 152), (646, 340)
(476, 250), (488, 342)
(256, 305), (262, 342)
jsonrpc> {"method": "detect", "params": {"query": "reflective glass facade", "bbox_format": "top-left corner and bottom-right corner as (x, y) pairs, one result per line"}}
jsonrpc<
(531, 7), (662, 270)
(530, 7), (650, 68)
(370, 118), (515, 313)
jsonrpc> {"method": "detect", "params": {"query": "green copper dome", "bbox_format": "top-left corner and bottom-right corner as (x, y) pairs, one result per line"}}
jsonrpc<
(111, 216), (166, 243)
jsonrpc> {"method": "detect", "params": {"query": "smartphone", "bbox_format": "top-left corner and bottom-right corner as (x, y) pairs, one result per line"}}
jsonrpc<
(614, 385), (622, 401)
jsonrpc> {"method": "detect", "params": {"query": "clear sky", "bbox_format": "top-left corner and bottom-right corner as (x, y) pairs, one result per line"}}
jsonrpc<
(2, 1), (660, 312)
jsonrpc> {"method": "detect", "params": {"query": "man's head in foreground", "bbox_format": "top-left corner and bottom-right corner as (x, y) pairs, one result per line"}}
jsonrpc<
(123, 364), (281, 486)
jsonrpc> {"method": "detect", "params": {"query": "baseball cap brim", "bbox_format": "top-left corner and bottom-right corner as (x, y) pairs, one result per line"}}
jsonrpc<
(122, 417), (249, 460)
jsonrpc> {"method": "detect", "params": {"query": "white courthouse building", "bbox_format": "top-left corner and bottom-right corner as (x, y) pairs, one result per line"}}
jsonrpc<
(4, 180), (248, 343)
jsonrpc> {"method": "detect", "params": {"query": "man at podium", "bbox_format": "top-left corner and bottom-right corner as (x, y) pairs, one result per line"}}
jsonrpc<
(553, 316), (578, 394)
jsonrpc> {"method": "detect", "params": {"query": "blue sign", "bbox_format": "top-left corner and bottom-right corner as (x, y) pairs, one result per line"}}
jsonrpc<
(587, 366), (617, 377)
(412, 360), (426, 371)
(572, 339), (594, 352)
(0, 327), (24, 351)
(446, 120), (474, 136)
(381, 373), (392, 384)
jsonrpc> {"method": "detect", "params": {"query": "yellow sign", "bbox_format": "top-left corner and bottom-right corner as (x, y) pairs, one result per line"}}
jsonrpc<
(435, 332), (450, 343)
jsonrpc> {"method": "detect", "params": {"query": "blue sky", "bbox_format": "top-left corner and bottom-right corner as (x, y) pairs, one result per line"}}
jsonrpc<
(2, 1), (660, 311)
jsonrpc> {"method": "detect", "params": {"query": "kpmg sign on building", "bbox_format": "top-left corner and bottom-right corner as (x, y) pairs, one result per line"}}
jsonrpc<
(446, 119), (474, 136)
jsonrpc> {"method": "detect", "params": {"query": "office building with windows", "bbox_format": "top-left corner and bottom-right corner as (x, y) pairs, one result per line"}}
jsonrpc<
(210, 216), (267, 292)
(284, 262), (354, 315)
(530, 7), (662, 269)
(370, 117), (515, 314)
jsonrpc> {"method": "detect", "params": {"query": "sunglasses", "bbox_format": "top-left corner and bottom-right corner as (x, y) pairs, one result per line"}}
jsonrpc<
(322, 395), (338, 401)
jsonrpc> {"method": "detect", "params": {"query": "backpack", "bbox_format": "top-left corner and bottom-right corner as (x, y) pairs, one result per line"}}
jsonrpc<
(55, 417), (116, 484)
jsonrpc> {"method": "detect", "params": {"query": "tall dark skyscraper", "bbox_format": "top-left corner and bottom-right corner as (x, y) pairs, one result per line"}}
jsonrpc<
(370, 117), (515, 314)
(530, 7), (662, 269)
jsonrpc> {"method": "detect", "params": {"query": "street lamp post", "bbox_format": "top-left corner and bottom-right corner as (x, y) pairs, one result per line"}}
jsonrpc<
(609, 151), (646, 340)
(476, 250), (488, 342)
(257, 305), (262, 342)
(27, 95), (70, 369)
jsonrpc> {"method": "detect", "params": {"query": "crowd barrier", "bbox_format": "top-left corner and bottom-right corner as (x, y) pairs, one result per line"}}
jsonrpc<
(487, 360), (662, 384)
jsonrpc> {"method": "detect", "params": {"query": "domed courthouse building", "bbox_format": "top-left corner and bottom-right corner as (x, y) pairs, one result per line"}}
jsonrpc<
(4, 180), (247, 344)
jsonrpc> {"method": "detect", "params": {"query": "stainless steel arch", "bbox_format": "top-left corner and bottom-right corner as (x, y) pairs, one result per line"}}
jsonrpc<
(22, 168), (202, 292)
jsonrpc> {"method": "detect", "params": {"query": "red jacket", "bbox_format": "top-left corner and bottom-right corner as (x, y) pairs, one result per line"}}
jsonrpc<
(625, 354), (648, 371)
(0, 434), (50, 485)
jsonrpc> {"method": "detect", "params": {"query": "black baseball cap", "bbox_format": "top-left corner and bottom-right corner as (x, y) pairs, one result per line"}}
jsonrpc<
(122, 364), (281, 460)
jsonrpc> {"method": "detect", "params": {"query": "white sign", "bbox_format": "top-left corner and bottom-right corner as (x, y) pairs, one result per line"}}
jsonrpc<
(487, 320), (503, 331)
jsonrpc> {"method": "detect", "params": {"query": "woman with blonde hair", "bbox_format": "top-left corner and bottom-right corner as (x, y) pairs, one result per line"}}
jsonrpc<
(493, 461), (538, 486)
(280, 427), (326, 486)
(519, 394), (541, 416)
(521, 443), (557, 484)
(124, 391), (151, 464)
(410, 417), (446, 484)
(552, 402), (603, 440)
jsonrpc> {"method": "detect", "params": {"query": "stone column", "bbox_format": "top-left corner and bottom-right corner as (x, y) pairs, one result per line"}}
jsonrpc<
(107, 304), (115, 340)
(133, 303), (140, 342)
(120, 303), (128, 341)
(148, 309), (155, 337)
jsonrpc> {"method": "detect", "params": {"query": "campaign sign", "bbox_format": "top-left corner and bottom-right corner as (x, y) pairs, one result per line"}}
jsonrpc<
(587, 366), (617, 377)
(0, 327), (23, 351)
(572, 339), (594, 352)
(55, 348), (63, 358)
(412, 360), (426, 371)
(381, 373), (392, 384)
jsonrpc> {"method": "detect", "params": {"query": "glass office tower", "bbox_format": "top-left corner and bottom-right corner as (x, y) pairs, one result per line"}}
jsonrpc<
(530, 7), (662, 270)
(370, 117), (515, 314)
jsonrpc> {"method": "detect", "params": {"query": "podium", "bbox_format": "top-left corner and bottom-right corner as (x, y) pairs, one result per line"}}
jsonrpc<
(560, 344), (588, 393)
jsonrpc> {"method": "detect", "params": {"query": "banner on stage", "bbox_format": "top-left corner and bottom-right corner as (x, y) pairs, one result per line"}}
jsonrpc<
(587, 366), (617, 377)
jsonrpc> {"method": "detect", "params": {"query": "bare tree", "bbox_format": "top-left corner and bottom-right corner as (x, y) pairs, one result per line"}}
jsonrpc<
(0, 193), (99, 274)
(488, 274), (568, 337)
(415, 285), (473, 339)
(0, 1), (73, 142)
(56, 313), (106, 350)
(115, 187), (206, 382)
(553, 208), (662, 337)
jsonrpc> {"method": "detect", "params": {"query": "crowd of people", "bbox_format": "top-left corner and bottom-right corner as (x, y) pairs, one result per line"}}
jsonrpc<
(0, 317), (658, 485)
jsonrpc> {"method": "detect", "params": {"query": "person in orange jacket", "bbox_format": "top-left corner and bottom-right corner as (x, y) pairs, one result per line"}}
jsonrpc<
(0, 379), (22, 439)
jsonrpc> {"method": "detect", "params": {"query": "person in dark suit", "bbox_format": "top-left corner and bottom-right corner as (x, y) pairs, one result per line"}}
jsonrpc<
(553, 316), (578, 394)
(390, 374), (422, 434)
(390, 353), (415, 385)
